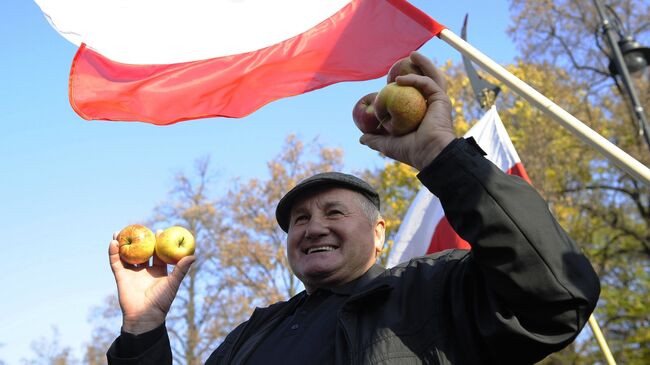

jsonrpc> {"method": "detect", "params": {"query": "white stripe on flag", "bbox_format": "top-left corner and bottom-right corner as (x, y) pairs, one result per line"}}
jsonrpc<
(387, 106), (529, 267)
(34, 0), (442, 124)
(35, 0), (352, 64)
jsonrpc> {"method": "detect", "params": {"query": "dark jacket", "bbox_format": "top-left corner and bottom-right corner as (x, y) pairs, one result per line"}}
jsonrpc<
(108, 138), (601, 364)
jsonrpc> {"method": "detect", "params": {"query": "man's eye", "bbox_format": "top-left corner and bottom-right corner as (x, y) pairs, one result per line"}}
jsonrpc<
(327, 210), (344, 216)
(294, 215), (308, 224)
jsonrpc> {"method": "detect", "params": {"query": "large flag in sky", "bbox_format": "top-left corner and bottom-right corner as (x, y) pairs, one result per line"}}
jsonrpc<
(34, 0), (444, 125)
(386, 106), (532, 267)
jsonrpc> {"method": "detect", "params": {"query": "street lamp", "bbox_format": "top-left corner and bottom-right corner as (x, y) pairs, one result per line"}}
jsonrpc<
(593, 0), (650, 152)
(607, 36), (650, 76)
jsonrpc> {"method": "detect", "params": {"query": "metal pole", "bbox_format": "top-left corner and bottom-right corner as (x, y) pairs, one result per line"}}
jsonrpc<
(589, 314), (617, 365)
(593, 0), (650, 152)
(438, 29), (650, 186)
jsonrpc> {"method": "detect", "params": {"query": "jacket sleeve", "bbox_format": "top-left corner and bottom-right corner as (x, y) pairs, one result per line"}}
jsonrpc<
(106, 323), (172, 365)
(418, 138), (601, 364)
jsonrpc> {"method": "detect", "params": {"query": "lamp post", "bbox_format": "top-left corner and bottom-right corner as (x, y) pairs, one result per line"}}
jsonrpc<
(593, 0), (650, 152)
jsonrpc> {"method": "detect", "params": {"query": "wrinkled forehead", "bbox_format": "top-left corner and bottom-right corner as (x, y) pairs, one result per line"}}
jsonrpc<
(289, 186), (363, 214)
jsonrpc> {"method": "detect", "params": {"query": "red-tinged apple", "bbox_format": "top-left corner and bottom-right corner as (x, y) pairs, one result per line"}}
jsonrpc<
(373, 82), (427, 136)
(387, 57), (424, 83)
(352, 92), (387, 135)
(155, 226), (196, 265)
(117, 224), (156, 265)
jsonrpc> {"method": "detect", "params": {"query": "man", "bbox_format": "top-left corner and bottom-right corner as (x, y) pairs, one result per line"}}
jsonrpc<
(106, 52), (600, 364)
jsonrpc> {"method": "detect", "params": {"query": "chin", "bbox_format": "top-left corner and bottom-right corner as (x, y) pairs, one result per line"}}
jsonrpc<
(296, 264), (342, 288)
(301, 265), (339, 282)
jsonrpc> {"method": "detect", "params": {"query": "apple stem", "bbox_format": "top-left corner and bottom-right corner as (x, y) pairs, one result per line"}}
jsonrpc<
(377, 116), (389, 130)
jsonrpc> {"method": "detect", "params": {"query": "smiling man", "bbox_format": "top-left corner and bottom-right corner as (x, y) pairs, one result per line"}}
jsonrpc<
(279, 176), (385, 293)
(106, 52), (601, 364)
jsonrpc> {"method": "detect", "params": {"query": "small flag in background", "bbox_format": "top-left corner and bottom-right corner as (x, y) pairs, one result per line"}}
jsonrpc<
(35, 0), (444, 125)
(386, 106), (531, 267)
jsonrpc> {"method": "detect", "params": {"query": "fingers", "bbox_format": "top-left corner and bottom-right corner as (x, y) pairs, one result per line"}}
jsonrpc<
(151, 252), (169, 276)
(360, 133), (410, 165)
(395, 73), (452, 126)
(168, 255), (196, 290)
(359, 53), (455, 170)
(108, 238), (125, 274)
(394, 73), (446, 104)
(409, 51), (447, 91)
(359, 133), (387, 153)
(176, 255), (196, 272)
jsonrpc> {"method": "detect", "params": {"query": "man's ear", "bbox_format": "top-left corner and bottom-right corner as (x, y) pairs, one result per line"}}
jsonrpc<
(374, 218), (386, 257)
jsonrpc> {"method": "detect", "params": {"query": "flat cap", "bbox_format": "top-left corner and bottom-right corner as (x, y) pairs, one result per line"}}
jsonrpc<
(275, 172), (380, 232)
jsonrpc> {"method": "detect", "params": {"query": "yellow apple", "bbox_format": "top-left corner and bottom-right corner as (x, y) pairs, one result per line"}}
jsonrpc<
(117, 224), (156, 265)
(373, 82), (427, 136)
(155, 226), (196, 265)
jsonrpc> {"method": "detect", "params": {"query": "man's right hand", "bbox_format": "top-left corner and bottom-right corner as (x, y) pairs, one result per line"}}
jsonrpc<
(109, 231), (195, 335)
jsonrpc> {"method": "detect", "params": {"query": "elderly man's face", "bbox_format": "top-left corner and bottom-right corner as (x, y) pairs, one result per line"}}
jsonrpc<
(286, 187), (385, 293)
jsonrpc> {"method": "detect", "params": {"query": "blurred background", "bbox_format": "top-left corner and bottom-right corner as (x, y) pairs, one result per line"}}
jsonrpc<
(1, 0), (648, 364)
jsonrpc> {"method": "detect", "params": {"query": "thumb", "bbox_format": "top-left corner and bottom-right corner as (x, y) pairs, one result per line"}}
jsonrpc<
(360, 133), (408, 163)
(360, 133), (389, 154)
(168, 255), (196, 289)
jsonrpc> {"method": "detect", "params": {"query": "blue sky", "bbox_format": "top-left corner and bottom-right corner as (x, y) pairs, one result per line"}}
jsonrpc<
(0, 1), (516, 363)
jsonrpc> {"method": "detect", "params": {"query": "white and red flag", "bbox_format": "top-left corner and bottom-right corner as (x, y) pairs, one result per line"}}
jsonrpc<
(386, 106), (532, 267)
(35, 0), (443, 125)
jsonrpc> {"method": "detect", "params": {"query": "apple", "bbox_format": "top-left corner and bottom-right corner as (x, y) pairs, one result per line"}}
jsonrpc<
(387, 57), (424, 83)
(352, 92), (387, 134)
(155, 226), (196, 265)
(373, 82), (427, 136)
(117, 224), (156, 265)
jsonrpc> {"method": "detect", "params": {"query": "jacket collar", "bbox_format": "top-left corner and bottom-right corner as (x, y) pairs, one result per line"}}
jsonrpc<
(313, 263), (388, 296)
(226, 265), (391, 363)
(353, 263), (388, 291)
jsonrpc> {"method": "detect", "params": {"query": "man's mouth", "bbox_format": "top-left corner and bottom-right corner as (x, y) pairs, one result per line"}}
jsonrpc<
(305, 246), (338, 255)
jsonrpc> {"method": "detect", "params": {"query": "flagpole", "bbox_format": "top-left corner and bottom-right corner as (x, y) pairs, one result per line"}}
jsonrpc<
(588, 314), (617, 365)
(438, 29), (650, 187)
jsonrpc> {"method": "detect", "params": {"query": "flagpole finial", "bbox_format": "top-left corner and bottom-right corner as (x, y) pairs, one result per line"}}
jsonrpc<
(461, 14), (501, 111)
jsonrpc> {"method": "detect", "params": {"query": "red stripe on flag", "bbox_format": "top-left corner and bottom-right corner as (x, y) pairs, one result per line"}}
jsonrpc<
(426, 216), (471, 254)
(387, 108), (534, 265)
(507, 162), (532, 184)
(68, 0), (443, 124)
(425, 162), (531, 254)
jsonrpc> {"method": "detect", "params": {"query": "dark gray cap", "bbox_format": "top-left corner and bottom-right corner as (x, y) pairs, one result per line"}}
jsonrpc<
(275, 172), (380, 232)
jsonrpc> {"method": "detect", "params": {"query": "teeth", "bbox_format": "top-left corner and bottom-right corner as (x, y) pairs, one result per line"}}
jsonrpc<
(307, 246), (336, 254)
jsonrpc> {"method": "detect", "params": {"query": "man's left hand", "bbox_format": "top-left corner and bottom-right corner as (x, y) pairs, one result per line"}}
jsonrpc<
(360, 52), (456, 171)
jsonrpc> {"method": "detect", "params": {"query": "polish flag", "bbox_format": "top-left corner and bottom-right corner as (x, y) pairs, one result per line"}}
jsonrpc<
(386, 106), (532, 267)
(34, 0), (443, 125)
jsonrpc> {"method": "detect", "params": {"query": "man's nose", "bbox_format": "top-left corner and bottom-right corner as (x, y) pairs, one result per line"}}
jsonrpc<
(305, 216), (329, 239)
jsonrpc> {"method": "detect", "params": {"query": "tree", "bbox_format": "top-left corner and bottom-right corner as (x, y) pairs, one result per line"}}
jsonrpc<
(154, 135), (345, 364)
(219, 134), (344, 305)
(85, 135), (345, 364)
(505, 1), (649, 363)
(83, 295), (121, 365)
(148, 156), (232, 365)
(21, 326), (77, 365)
(362, 160), (420, 266)
(439, 3), (650, 359)
(85, 157), (234, 365)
